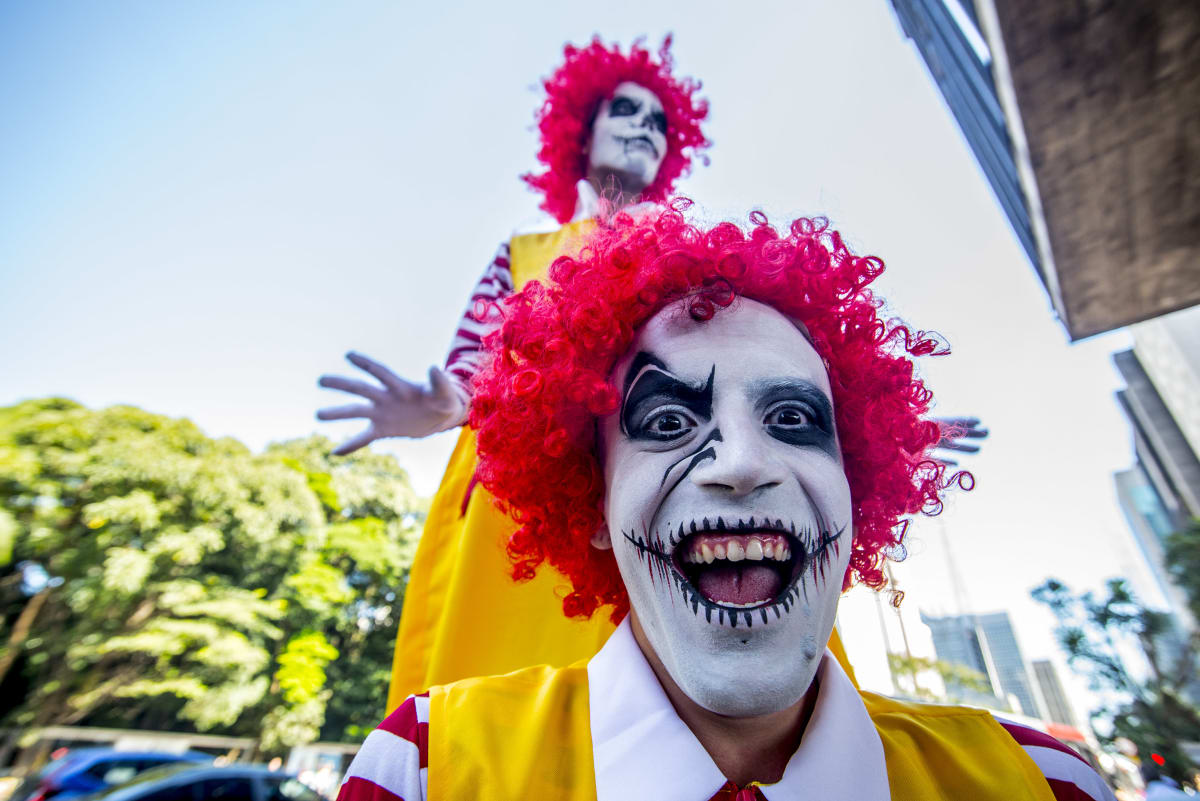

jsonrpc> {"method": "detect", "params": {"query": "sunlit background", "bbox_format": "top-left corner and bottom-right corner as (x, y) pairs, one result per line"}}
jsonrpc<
(3, 0), (1187, 779)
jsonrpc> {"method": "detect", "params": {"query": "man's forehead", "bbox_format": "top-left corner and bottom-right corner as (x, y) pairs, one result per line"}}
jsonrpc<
(610, 81), (663, 109)
(614, 299), (829, 389)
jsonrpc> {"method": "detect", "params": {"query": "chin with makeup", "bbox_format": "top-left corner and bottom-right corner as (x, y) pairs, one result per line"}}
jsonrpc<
(335, 206), (1113, 801)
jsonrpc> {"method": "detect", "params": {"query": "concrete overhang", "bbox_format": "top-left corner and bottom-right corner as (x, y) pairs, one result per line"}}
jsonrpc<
(974, 0), (1200, 340)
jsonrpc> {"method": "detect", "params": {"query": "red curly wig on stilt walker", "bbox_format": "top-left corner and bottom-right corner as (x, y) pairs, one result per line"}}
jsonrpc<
(471, 201), (970, 622)
(523, 37), (710, 223)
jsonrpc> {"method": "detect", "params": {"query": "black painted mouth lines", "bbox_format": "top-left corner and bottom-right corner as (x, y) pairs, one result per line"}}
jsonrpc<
(618, 135), (660, 158)
(623, 529), (675, 591)
(622, 522), (845, 629)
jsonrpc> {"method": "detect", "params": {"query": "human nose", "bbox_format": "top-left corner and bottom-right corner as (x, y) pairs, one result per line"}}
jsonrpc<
(688, 419), (786, 498)
(631, 108), (658, 134)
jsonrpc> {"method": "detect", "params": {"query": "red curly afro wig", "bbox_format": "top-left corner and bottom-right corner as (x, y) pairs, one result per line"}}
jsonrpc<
(471, 202), (967, 622)
(523, 37), (710, 224)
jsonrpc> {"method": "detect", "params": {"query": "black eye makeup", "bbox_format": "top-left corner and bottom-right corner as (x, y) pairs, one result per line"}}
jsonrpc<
(620, 352), (715, 441)
(637, 408), (698, 441)
(607, 95), (666, 135)
(756, 380), (837, 456)
(618, 357), (837, 455)
(765, 403), (812, 428)
(609, 96), (638, 117)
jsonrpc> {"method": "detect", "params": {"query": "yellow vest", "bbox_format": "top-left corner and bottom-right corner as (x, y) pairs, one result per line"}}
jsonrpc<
(388, 222), (612, 710)
(390, 220), (857, 709)
(428, 661), (1056, 801)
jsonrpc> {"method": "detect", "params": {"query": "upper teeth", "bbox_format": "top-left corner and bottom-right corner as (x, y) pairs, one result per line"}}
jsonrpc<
(684, 533), (791, 564)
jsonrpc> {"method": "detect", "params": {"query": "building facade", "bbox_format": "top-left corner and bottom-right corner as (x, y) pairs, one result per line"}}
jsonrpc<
(889, 0), (1200, 339)
(1032, 660), (1078, 728)
(1111, 306), (1200, 633)
(922, 610), (1046, 718)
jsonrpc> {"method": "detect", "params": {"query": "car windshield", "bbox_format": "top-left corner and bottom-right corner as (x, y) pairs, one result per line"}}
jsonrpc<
(83, 763), (198, 798)
(266, 777), (322, 801)
(37, 750), (94, 778)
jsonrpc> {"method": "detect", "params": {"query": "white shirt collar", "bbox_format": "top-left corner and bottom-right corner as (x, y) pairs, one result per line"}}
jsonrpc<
(587, 618), (890, 801)
(570, 179), (601, 222)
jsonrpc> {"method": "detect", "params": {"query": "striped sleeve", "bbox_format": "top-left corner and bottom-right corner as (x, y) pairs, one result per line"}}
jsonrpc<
(997, 720), (1116, 801)
(443, 241), (513, 396)
(338, 693), (430, 801)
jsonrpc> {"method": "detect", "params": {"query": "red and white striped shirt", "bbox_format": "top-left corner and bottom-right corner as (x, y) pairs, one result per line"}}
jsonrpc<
(338, 691), (429, 801)
(994, 719), (1115, 801)
(442, 242), (513, 399)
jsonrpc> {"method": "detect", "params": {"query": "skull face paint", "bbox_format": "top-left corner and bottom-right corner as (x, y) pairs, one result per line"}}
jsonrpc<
(587, 82), (668, 194)
(599, 298), (853, 717)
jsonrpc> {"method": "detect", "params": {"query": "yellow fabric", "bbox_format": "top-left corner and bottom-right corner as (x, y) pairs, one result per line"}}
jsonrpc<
(861, 692), (1056, 800)
(829, 621), (857, 688)
(427, 664), (1057, 801)
(388, 221), (608, 711)
(429, 662), (597, 801)
(388, 219), (855, 711)
(507, 220), (596, 287)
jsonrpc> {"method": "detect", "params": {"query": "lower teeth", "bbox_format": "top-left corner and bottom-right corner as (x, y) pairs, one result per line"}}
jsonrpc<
(718, 599), (766, 609)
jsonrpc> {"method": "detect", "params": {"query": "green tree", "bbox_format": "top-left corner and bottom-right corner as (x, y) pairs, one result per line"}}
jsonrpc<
(264, 436), (420, 745)
(886, 652), (995, 705)
(1032, 577), (1200, 787)
(1164, 519), (1200, 624)
(0, 399), (421, 752)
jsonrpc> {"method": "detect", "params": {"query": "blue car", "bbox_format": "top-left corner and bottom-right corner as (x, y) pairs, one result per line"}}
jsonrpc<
(82, 764), (323, 801)
(12, 748), (212, 801)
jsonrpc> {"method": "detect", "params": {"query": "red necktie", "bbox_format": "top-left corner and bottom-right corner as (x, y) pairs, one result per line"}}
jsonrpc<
(708, 781), (767, 801)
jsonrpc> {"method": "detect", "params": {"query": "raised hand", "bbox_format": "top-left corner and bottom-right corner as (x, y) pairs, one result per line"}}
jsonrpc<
(932, 416), (989, 467)
(317, 352), (467, 456)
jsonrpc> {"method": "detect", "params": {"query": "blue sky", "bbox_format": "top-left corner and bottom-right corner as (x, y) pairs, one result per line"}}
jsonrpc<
(1, 1), (1161, 714)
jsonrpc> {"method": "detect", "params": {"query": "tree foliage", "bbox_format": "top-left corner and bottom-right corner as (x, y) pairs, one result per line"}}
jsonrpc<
(1164, 519), (1200, 625)
(1032, 577), (1200, 786)
(886, 652), (995, 705)
(0, 398), (422, 751)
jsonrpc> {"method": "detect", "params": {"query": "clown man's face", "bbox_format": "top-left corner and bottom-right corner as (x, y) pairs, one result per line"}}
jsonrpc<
(587, 81), (668, 194)
(599, 298), (853, 717)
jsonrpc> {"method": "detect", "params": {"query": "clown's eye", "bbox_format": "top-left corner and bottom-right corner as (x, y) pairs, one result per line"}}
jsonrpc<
(649, 111), (667, 134)
(765, 403), (814, 429)
(609, 96), (638, 117)
(640, 409), (697, 441)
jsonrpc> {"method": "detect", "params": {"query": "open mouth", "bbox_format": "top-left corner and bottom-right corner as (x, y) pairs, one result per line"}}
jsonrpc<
(619, 135), (659, 158)
(623, 517), (842, 628)
(674, 528), (795, 608)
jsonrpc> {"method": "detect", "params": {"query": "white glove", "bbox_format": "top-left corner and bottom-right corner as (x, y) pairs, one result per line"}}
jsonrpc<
(317, 352), (468, 455)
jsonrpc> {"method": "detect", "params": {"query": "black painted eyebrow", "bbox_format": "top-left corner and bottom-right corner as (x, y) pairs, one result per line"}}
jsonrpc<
(619, 352), (715, 437)
(622, 352), (668, 400)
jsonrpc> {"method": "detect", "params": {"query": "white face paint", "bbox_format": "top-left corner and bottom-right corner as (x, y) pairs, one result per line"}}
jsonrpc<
(587, 81), (668, 195)
(599, 298), (853, 717)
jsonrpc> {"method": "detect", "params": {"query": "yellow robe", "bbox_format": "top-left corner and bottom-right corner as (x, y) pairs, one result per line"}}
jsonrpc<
(389, 220), (856, 710)
(427, 660), (1057, 801)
